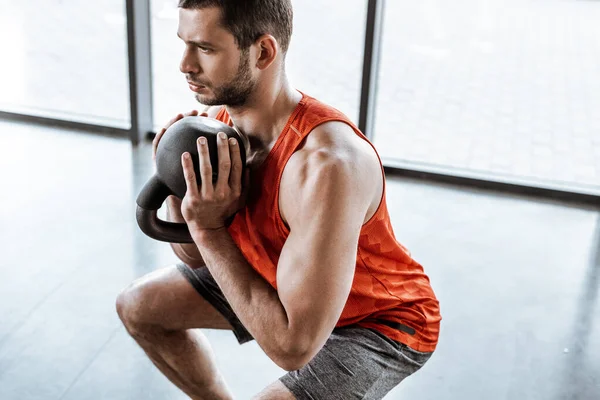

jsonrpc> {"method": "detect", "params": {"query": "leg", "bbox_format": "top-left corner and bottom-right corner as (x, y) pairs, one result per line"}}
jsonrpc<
(251, 381), (295, 400)
(116, 264), (235, 400)
(275, 326), (433, 400)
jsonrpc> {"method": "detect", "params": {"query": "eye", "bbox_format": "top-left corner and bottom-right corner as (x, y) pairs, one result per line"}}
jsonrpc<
(197, 46), (212, 53)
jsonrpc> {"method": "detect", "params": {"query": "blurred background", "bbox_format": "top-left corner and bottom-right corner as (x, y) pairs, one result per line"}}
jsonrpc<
(0, 0), (599, 399)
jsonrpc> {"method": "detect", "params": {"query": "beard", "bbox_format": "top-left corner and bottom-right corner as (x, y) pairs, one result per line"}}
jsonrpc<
(192, 49), (255, 107)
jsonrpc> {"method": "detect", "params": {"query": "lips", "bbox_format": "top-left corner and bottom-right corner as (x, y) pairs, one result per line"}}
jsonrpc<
(187, 81), (207, 93)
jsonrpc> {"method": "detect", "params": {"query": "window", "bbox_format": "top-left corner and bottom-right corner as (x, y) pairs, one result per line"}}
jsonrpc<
(374, 0), (600, 193)
(150, 0), (367, 127)
(0, 1), (130, 126)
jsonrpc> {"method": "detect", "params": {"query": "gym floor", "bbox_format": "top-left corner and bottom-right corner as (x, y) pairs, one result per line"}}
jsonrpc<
(0, 119), (598, 399)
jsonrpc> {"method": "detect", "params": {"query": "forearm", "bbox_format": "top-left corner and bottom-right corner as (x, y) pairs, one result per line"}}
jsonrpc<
(166, 196), (205, 266)
(190, 227), (303, 369)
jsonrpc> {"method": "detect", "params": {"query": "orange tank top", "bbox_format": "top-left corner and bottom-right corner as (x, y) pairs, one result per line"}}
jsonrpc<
(218, 93), (441, 352)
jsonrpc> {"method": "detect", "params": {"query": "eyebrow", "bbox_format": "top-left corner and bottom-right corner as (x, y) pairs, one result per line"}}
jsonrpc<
(177, 32), (215, 48)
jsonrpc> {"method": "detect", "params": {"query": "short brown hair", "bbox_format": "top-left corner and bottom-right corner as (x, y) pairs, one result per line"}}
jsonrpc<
(178, 0), (293, 54)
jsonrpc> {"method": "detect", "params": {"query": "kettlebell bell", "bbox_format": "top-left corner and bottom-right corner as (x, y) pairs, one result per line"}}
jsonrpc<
(136, 116), (247, 243)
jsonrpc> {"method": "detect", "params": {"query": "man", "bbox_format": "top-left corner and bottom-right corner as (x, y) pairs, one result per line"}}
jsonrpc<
(116, 0), (441, 399)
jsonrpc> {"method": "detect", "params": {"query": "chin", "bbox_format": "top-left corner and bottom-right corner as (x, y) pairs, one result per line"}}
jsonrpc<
(194, 93), (222, 107)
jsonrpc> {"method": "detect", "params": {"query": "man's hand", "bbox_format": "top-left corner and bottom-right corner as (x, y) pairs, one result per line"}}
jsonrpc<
(152, 109), (207, 167)
(180, 131), (247, 231)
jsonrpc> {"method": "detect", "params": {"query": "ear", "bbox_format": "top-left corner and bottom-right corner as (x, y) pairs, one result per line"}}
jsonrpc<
(253, 34), (278, 70)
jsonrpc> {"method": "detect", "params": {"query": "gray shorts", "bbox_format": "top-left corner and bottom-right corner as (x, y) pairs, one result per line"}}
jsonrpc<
(177, 263), (433, 400)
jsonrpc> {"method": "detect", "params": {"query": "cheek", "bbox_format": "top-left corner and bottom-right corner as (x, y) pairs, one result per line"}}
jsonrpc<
(208, 54), (241, 80)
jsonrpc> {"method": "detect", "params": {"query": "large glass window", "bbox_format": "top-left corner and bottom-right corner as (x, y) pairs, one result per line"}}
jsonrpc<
(150, 0), (367, 128)
(150, 0), (200, 127)
(0, 0), (130, 126)
(285, 0), (366, 122)
(374, 0), (600, 194)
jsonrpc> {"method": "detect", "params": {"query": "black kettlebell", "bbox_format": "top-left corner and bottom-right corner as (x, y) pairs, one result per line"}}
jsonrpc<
(136, 116), (247, 243)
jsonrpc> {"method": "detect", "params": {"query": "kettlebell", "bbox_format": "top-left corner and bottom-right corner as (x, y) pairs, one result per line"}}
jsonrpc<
(136, 116), (247, 243)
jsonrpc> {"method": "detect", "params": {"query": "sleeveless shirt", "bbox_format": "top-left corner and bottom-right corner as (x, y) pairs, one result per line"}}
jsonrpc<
(218, 93), (441, 352)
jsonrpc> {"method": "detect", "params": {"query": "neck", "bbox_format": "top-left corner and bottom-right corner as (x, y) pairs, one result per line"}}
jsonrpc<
(225, 72), (302, 160)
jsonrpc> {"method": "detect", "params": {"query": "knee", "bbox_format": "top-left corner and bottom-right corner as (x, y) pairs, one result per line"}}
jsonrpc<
(115, 284), (151, 336)
(115, 286), (134, 326)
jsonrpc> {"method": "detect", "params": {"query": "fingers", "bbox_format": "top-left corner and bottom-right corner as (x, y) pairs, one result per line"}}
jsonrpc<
(153, 113), (182, 160)
(153, 111), (199, 160)
(197, 137), (213, 197)
(183, 109), (199, 117)
(181, 152), (199, 198)
(199, 105), (210, 117)
(228, 137), (242, 192)
(215, 132), (232, 192)
(166, 113), (184, 130)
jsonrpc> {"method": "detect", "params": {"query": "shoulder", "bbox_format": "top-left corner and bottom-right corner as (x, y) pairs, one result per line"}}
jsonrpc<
(280, 121), (381, 223)
(286, 121), (380, 182)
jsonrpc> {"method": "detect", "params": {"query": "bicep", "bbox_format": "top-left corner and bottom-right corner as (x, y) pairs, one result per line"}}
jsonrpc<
(277, 224), (357, 340)
(276, 160), (370, 348)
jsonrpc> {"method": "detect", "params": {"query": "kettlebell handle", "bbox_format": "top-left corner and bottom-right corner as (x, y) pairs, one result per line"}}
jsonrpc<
(134, 116), (245, 243)
(136, 175), (194, 243)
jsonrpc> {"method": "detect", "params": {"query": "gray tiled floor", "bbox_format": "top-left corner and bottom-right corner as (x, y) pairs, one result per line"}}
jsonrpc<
(1, 119), (598, 399)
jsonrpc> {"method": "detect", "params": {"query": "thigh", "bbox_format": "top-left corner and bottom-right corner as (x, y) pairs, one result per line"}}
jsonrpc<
(120, 263), (233, 331)
(279, 326), (432, 400)
(252, 381), (295, 400)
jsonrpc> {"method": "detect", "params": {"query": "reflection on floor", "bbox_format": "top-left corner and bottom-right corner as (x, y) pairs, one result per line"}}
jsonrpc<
(0, 120), (598, 400)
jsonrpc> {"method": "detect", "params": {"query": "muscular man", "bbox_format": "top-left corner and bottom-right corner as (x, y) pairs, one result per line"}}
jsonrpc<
(116, 1), (441, 399)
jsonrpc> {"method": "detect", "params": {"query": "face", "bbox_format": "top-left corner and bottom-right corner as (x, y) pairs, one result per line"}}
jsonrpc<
(178, 7), (257, 107)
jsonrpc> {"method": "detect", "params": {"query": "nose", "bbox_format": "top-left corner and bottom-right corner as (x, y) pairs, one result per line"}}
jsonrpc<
(179, 45), (201, 75)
